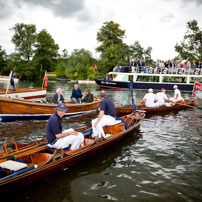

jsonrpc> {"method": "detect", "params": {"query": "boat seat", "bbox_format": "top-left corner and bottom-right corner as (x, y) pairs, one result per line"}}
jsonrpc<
(103, 121), (125, 135)
(47, 144), (70, 151)
(106, 120), (122, 126)
(0, 160), (27, 173)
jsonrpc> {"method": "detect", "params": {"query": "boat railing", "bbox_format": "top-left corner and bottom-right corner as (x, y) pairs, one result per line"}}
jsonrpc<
(113, 66), (202, 76)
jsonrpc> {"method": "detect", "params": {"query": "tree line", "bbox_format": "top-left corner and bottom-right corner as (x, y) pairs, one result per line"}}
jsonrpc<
(0, 20), (201, 81)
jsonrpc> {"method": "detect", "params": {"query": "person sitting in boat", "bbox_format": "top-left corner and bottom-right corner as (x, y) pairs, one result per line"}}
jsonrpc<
(71, 84), (83, 104)
(46, 103), (84, 150)
(91, 90), (116, 138)
(170, 85), (184, 103)
(51, 88), (64, 104)
(155, 88), (171, 107)
(80, 89), (93, 103)
(142, 88), (158, 108)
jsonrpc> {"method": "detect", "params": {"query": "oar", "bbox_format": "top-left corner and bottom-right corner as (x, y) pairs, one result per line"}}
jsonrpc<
(169, 100), (196, 108)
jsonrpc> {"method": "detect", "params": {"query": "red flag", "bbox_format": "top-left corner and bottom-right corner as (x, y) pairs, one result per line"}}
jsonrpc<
(94, 64), (97, 69)
(44, 73), (48, 88)
(192, 81), (202, 99)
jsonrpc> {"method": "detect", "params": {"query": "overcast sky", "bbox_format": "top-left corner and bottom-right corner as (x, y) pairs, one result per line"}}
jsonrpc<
(0, 0), (202, 62)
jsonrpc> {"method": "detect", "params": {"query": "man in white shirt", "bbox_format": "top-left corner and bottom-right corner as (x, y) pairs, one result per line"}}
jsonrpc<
(156, 88), (171, 107)
(170, 85), (184, 102)
(142, 88), (158, 107)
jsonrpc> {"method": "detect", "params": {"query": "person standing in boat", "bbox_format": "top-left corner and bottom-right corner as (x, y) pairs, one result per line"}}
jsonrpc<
(51, 88), (65, 104)
(46, 103), (84, 150)
(142, 88), (158, 108)
(80, 89), (93, 103)
(71, 84), (83, 104)
(170, 85), (184, 102)
(155, 88), (171, 107)
(91, 91), (116, 138)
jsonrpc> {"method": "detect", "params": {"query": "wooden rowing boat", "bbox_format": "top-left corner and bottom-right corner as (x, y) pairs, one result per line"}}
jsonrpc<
(0, 96), (101, 120)
(115, 99), (198, 116)
(0, 111), (145, 195)
(0, 87), (46, 99)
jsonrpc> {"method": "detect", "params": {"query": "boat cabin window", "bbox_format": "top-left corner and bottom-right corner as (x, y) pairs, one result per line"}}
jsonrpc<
(189, 77), (202, 83)
(136, 76), (159, 82)
(162, 76), (187, 83)
(129, 75), (133, 81)
(122, 75), (128, 81)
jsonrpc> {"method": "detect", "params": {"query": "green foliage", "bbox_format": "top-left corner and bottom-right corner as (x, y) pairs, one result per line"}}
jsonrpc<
(33, 29), (59, 73)
(10, 23), (37, 61)
(175, 20), (202, 61)
(129, 41), (153, 65)
(0, 45), (7, 74)
(96, 21), (128, 72)
(64, 48), (97, 80)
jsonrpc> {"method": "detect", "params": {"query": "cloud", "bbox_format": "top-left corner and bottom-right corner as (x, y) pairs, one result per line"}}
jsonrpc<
(0, 0), (87, 19)
(161, 0), (202, 5)
(160, 13), (176, 23)
(0, 1), (16, 19)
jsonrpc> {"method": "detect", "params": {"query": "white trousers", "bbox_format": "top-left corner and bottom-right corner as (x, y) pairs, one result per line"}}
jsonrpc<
(53, 128), (84, 150)
(92, 115), (115, 138)
(170, 98), (184, 102)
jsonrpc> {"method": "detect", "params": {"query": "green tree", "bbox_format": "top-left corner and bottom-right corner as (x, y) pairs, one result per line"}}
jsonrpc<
(10, 23), (37, 61)
(56, 49), (69, 78)
(96, 21), (127, 72)
(175, 20), (202, 61)
(144, 46), (153, 65)
(33, 29), (60, 73)
(64, 48), (96, 80)
(0, 45), (7, 74)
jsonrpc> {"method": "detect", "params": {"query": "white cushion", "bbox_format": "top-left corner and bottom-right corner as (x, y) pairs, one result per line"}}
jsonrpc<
(106, 120), (122, 126)
(47, 144), (70, 150)
(0, 160), (27, 172)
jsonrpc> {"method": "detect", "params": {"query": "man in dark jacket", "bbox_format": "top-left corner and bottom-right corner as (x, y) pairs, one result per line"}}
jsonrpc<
(51, 88), (65, 104)
(80, 89), (93, 103)
(71, 84), (83, 104)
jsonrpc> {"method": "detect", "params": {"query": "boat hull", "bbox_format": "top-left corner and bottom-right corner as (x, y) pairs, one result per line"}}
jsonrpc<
(115, 100), (196, 116)
(0, 88), (46, 99)
(0, 113), (145, 195)
(95, 79), (194, 92)
(0, 96), (101, 119)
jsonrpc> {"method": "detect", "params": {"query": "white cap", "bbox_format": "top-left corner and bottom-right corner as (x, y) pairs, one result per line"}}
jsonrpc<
(173, 85), (178, 89)
(148, 88), (153, 92)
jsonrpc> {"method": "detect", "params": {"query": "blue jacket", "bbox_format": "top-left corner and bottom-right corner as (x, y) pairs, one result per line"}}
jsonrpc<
(71, 88), (82, 99)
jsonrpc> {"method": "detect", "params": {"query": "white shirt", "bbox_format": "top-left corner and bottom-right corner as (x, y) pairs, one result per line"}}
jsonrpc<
(156, 92), (168, 105)
(143, 93), (156, 107)
(174, 89), (182, 99)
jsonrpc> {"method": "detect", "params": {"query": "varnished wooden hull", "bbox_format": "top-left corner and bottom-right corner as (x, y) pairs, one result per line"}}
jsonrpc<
(0, 112), (145, 195)
(0, 87), (46, 99)
(0, 96), (101, 115)
(116, 99), (197, 116)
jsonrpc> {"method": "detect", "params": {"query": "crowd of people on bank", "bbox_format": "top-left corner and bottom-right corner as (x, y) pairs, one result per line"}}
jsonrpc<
(51, 84), (94, 104)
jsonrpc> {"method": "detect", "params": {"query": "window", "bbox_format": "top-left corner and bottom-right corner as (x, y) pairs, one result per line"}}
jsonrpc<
(162, 76), (187, 83)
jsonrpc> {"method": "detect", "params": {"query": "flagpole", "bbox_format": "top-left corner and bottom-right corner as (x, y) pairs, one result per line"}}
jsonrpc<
(42, 71), (46, 89)
(5, 71), (12, 97)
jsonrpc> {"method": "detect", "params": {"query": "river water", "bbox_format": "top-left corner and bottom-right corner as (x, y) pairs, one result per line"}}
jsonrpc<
(0, 81), (202, 202)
